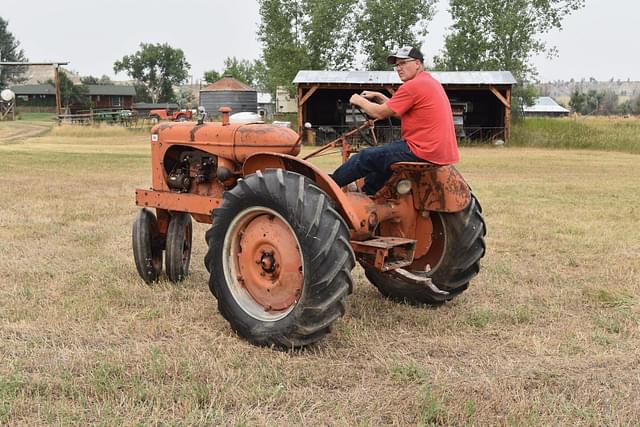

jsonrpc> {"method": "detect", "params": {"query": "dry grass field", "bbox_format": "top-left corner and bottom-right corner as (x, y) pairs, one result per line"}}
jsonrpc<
(0, 121), (639, 425)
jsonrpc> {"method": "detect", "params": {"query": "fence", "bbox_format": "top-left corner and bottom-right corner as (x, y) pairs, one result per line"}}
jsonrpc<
(57, 108), (141, 127)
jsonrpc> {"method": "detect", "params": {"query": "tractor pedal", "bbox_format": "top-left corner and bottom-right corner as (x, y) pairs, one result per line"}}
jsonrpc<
(351, 237), (416, 272)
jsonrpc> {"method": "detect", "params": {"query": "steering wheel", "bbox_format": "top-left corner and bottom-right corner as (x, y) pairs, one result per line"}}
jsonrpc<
(351, 106), (378, 146)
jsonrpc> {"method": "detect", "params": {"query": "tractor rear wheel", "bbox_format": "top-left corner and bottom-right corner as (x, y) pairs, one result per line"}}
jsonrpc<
(132, 208), (163, 283)
(165, 212), (192, 282)
(205, 169), (355, 348)
(365, 194), (486, 304)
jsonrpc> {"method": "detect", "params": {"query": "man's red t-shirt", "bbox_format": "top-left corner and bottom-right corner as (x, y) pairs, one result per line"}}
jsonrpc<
(386, 71), (459, 165)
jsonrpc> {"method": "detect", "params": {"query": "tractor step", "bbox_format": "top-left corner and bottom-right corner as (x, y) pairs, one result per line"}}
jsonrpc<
(351, 237), (416, 272)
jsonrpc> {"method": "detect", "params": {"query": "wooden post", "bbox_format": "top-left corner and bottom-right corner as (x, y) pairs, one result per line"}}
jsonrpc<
(505, 87), (512, 141)
(297, 85), (303, 137)
(490, 85), (511, 142)
(54, 64), (62, 118)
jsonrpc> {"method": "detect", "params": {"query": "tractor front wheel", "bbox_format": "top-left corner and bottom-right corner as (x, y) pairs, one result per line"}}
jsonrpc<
(132, 208), (163, 283)
(205, 169), (355, 348)
(365, 194), (486, 304)
(165, 212), (192, 282)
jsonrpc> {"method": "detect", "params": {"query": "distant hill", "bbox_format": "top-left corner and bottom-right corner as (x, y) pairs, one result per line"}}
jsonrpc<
(537, 80), (640, 106)
(20, 65), (82, 85)
(537, 80), (640, 97)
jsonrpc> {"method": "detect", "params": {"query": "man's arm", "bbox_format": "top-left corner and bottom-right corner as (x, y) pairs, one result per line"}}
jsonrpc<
(349, 93), (396, 120)
(361, 90), (389, 104)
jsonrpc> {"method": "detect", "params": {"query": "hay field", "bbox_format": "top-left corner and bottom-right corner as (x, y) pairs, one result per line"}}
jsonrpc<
(0, 122), (639, 425)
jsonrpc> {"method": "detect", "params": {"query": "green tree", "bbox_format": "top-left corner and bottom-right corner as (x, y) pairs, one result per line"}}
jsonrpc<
(203, 69), (222, 85)
(257, 0), (313, 95)
(598, 90), (618, 115)
(584, 90), (603, 115)
(631, 94), (640, 115)
(570, 90), (604, 115)
(356, 0), (437, 70)
(203, 57), (265, 88)
(434, 0), (584, 82)
(132, 83), (152, 103)
(0, 17), (28, 88)
(617, 99), (632, 116)
(435, 0), (583, 114)
(80, 75), (113, 85)
(48, 71), (89, 110)
(257, 0), (365, 94)
(302, 0), (359, 70)
(175, 86), (196, 109)
(257, 0), (434, 93)
(113, 43), (190, 103)
(223, 57), (261, 88)
(569, 89), (586, 113)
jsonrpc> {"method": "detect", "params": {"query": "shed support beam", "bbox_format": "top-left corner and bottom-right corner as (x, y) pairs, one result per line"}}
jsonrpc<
(297, 86), (303, 135)
(298, 85), (318, 107)
(298, 86), (318, 140)
(489, 86), (510, 109)
(490, 85), (511, 142)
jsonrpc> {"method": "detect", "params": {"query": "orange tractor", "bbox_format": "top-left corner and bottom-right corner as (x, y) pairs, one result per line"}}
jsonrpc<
(132, 107), (486, 347)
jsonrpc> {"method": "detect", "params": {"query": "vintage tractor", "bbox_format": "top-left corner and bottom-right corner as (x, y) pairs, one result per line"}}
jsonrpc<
(132, 106), (486, 348)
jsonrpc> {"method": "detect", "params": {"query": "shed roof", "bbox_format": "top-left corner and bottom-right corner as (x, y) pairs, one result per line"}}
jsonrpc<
(133, 102), (179, 110)
(10, 83), (136, 96)
(86, 85), (136, 96)
(523, 97), (569, 113)
(201, 77), (254, 92)
(11, 84), (56, 95)
(293, 70), (517, 86)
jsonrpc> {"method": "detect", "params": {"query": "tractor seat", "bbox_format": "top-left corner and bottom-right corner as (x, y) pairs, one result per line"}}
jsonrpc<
(390, 162), (438, 173)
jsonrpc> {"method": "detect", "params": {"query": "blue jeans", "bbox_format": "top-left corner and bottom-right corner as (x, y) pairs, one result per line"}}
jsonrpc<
(331, 140), (424, 195)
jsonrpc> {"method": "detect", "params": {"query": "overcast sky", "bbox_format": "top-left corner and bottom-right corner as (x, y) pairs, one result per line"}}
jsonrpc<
(3, 0), (639, 83)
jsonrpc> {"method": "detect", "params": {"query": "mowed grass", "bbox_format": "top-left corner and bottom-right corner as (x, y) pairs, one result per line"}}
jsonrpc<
(0, 122), (639, 425)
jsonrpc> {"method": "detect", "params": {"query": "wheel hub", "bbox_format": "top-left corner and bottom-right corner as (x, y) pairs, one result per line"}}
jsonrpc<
(260, 251), (276, 274)
(235, 213), (303, 311)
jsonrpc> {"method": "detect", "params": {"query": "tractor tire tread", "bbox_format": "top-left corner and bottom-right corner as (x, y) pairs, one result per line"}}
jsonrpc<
(205, 169), (354, 348)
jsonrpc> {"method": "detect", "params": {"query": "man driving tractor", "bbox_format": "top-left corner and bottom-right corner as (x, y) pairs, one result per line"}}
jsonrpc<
(331, 46), (459, 195)
(132, 44), (485, 348)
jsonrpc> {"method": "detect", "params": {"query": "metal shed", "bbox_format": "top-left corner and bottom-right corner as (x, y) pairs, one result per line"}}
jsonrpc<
(293, 70), (517, 144)
(523, 96), (570, 117)
(199, 77), (257, 118)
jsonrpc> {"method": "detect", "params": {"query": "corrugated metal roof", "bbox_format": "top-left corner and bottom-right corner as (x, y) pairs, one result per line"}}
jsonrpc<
(86, 84), (136, 96)
(523, 97), (569, 113)
(293, 70), (517, 85)
(10, 84), (136, 96)
(10, 84), (56, 95)
(201, 77), (255, 92)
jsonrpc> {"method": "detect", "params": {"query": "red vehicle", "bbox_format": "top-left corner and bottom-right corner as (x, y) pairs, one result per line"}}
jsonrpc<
(149, 108), (192, 123)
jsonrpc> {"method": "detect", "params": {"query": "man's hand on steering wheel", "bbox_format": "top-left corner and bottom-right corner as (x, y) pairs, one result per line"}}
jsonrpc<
(350, 105), (377, 146)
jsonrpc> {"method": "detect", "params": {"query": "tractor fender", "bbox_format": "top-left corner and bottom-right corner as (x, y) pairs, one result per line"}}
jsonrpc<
(242, 152), (363, 232)
(388, 163), (471, 213)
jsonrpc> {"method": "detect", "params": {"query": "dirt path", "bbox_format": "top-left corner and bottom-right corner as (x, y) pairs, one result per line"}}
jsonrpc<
(0, 121), (53, 142)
